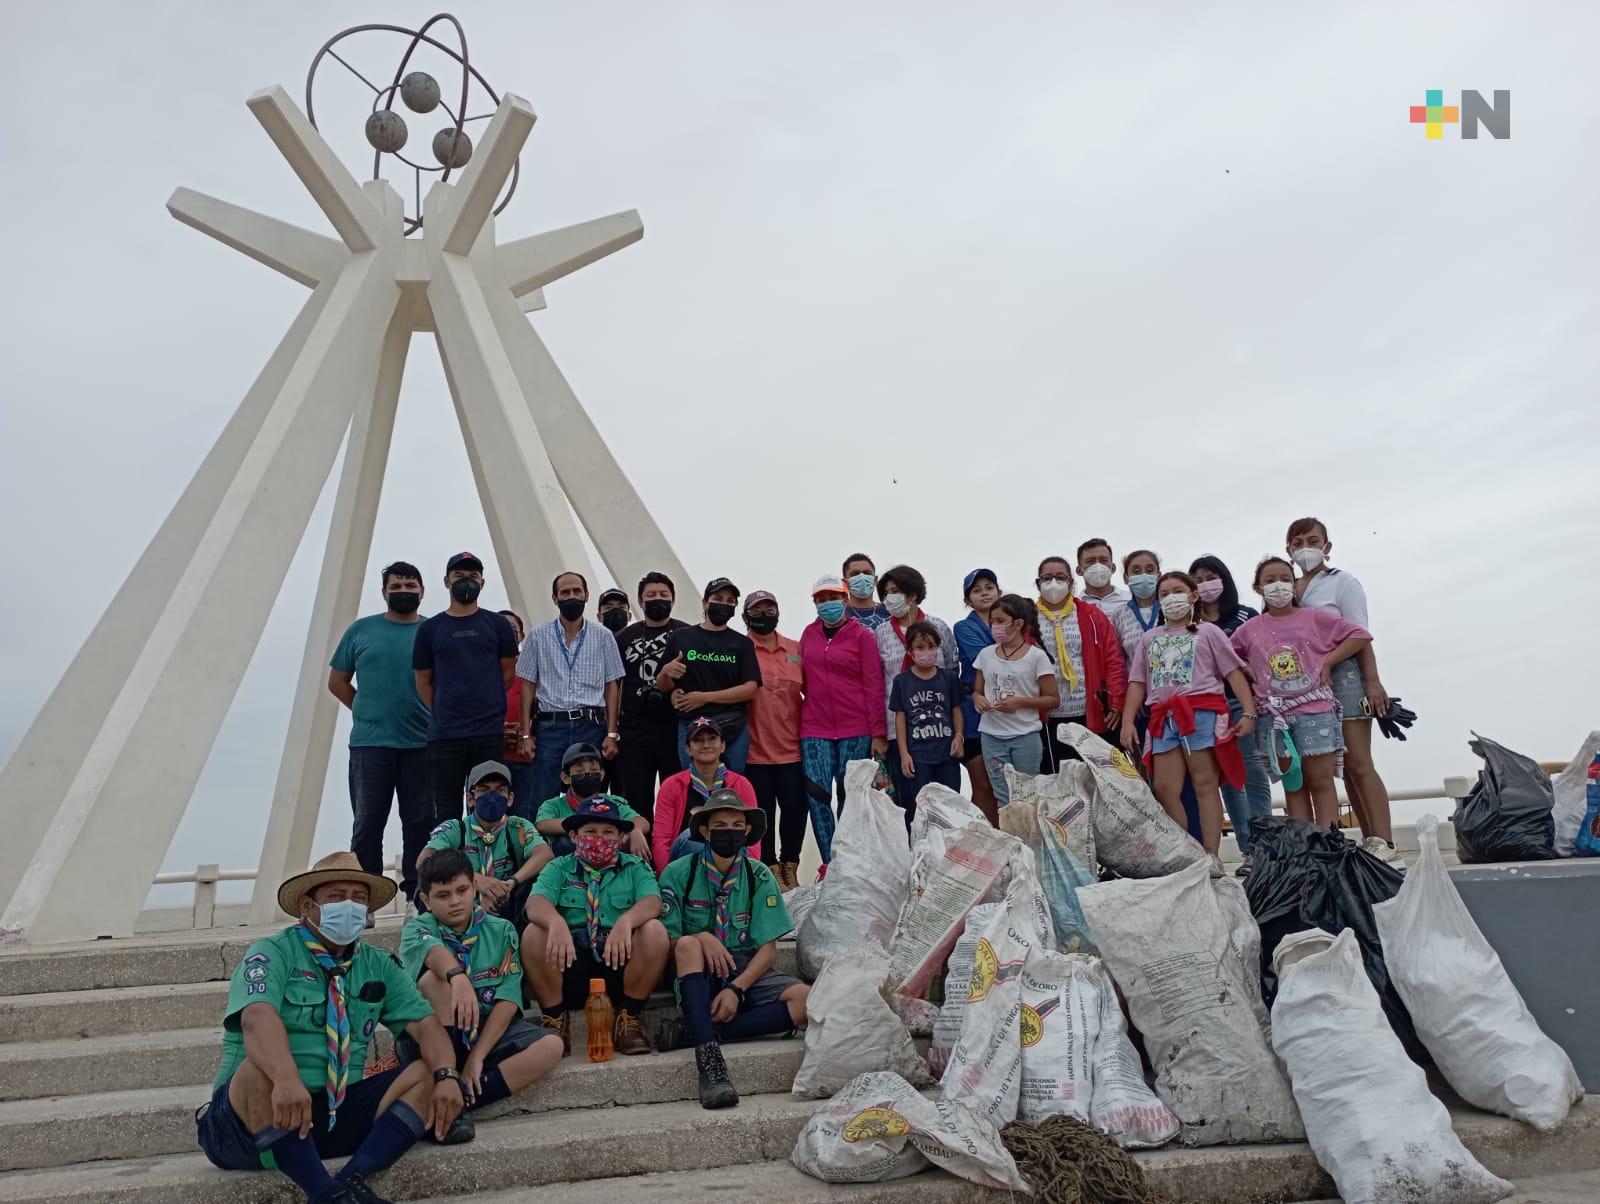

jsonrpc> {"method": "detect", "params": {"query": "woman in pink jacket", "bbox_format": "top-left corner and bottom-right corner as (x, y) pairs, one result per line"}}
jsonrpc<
(799, 575), (888, 864)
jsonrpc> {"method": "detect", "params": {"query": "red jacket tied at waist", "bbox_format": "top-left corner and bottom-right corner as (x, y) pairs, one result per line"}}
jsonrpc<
(1144, 692), (1245, 791)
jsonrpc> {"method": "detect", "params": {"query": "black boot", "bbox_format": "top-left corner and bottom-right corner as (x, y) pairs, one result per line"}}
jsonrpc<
(695, 1041), (739, 1110)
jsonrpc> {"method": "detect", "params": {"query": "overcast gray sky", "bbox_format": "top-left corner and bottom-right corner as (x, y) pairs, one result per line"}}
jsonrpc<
(2, 2), (1595, 901)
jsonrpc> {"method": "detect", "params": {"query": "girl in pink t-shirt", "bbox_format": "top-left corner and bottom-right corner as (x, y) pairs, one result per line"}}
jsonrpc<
(1231, 557), (1372, 828)
(1121, 572), (1256, 854)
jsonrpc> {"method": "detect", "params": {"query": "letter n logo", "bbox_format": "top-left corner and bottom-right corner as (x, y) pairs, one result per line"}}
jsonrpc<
(1460, 90), (1510, 139)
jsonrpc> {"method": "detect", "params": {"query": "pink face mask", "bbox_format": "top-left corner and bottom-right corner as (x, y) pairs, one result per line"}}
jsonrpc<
(1197, 579), (1225, 603)
(911, 648), (939, 669)
(990, 622), (1012, 643)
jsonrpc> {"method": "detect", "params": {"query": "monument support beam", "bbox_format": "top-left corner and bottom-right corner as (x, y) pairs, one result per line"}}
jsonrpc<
(167, 188), (343, 288)
(247, 86), (383, 253)
(433, 95), (535, 256)
(497, 210), (643, 299)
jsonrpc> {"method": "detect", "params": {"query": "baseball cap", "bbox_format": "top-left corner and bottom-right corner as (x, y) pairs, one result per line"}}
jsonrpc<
(446, 551), (484, 574)
(597, 588), (629, 607)
(702, 577), (740, 601)
(465, 760), (511, 790)
(683, 716), (723, 744)
(743, 590), (778, 612)
(562, 742), (604, 769)
(963, 567), (998, 597)
(811, 574), (846, 596)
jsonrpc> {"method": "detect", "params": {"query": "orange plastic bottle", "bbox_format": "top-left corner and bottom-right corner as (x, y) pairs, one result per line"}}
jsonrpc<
(585, 978), (614, 1063)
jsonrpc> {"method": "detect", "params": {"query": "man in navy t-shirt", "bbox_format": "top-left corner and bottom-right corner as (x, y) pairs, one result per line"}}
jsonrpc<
(413, 552), (520, 826)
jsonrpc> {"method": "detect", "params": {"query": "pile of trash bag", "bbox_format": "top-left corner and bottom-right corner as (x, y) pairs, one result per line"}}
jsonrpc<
(1453, 732), (1558, 862)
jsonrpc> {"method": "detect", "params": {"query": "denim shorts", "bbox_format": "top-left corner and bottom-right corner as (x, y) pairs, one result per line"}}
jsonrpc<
(1260, 710), (1345, 781)
(1149, 713), (1219, 755)
(1330, 659), (1368, 721)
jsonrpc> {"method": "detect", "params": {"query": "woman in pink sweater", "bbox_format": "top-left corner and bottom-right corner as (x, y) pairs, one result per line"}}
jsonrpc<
(798, 575), (888, 865)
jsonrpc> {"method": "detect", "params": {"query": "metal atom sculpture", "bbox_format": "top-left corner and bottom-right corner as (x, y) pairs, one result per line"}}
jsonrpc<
(0, 14), (693, 944)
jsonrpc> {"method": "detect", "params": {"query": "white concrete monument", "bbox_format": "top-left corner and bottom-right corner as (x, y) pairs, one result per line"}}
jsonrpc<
(0, 19), (692, 943)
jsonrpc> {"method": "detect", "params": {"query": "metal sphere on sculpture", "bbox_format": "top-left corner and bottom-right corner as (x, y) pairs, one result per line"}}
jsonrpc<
(432, 127), (473, 167)
(400, 71), (441, 112)
(304, 13), (519, 234)
(364, 110), (409, 152)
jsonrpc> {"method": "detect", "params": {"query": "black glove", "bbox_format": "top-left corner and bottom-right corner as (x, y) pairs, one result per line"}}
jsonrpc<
(1376, 697), (1417, 741)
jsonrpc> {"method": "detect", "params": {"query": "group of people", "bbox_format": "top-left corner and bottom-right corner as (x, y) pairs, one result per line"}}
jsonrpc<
(196, 515), (1404, 1200)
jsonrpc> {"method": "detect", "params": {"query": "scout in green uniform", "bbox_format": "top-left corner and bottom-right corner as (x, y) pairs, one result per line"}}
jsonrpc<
(657, 789), (809, 1109)
(419, 760), (552, 927)
(523, 795), (668, 1056)
(533, 741), (651, 859)
(398, 849), (562, 1140)
(195, 852), (466, 1204)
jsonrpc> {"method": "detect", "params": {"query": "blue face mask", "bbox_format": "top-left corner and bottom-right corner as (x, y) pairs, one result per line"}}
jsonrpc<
(315, 899), (368, 945)
(847, 573), (876, 599)
(474, 791), (510, 824)
(1128, 574), (1158, 600)
(816, 599), (846, 625)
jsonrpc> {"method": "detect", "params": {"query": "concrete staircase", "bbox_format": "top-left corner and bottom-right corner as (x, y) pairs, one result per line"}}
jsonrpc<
(0, 922), (1595, 1203)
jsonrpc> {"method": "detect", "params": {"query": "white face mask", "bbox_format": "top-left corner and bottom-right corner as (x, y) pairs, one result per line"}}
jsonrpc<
(1160, 593), (1193, 621)
(1082, 563), (1114, 589)
(1261, 581), (1296, 608)
(1039, 580), (1070, 605)
(1291, 547), (1326, 572)
(883, 592), (910, 618)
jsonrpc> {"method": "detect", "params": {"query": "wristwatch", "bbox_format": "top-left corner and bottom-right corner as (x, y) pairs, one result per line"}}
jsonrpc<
(607, 731), (620, 741)
(445, 966), (467, 982)
(434, 1066), (464, 1090)
(729, 984), (747, 1006)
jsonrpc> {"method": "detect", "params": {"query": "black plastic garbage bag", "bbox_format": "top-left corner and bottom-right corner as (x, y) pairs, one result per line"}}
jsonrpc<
(1452, 732), (1557, 863)
(1244, 816), (1420, 1058)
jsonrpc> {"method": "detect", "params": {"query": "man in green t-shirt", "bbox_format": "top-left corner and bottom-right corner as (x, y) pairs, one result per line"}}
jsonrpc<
(533, 742), (651, 859)
(657, 789), (808, 1109)
(524, 796), (668, 1056)
(328, 560), (432, 901)
(419, 761), (551, 931)
(195, 852), (465, 1203)
(399, 849), (561, 1138)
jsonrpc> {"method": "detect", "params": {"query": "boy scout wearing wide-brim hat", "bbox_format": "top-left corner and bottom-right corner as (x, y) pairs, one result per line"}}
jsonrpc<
(657, 790), (809, 1109)
(196, 852), (462, 1198)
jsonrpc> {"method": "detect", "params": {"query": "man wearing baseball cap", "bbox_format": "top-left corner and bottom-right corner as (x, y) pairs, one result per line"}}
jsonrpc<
(413, 553), (520, 826)
(524, 796), (668, 1056)
(740, 590), (808, 890)
(416, 761), (550, 923)
(196, 853), (464, 1202)
(657, 789), (808, 1109)
(596, 587), (632, 634)
(532, 742), (649, 860)
(654, 578), (762, 772)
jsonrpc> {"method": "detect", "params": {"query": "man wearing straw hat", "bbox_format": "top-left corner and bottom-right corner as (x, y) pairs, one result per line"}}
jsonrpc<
(196, 852), (467, 1203)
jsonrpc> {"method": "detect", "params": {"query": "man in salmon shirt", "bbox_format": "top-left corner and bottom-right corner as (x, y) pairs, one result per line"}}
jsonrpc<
(739, 590), (807, 891)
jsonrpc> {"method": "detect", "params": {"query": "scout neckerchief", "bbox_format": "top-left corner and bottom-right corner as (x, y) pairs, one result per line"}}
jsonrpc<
(1034, 595), (1080, 693)
(1127, 597), (1160, 632)
(577, 854), (618, 949)
(697, 849), (747, 944)
(297, 924), (355, 1128)
(688, 764), (727, 805)
(439, 907), (488, 1046)
(466, 815), (505, 876)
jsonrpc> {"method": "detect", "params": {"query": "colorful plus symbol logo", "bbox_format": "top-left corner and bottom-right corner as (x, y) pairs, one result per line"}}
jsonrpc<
(1410, 89), (1459, 139)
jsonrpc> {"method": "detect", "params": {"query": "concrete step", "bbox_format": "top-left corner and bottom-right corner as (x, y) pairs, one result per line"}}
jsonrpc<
(0, 1037), (806, 1171)
(416, 1163), (992, 1202)
(0, 925), (798, 997)
(0, 981), (225, 1043)
(0, 1027), (221, 1101)
(0, 1093), (1593, 1203)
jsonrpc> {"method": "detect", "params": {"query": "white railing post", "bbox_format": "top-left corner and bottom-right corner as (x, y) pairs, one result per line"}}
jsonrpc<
(191, 863), (220, 929)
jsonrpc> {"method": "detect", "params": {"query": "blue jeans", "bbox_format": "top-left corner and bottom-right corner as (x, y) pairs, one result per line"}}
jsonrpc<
(347, 745), (431, 900)
(669, 829), (707, 863)
(981, 731), (1043, 808)
(677, 719), (750, 774)
(532, 714), (607, 809)
(800, 734), (872, 864)
(1220, 696), (1272, 854)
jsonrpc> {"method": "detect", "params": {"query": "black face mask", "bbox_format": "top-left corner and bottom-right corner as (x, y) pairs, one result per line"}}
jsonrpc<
(450, 578), (482, 604)
(707, 828), (748, 857)
(745, 613), (778, 635)
(643, 599), (673, 622)
(706, 602), (736, 626)
(600, 609), (629, 632)
(557, 598), (586, 622)
(568, 771), (605, 798)
(386, 591), (421, 615)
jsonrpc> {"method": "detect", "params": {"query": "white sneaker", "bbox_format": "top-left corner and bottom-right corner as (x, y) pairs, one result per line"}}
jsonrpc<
(1360, 835), (1406, 868)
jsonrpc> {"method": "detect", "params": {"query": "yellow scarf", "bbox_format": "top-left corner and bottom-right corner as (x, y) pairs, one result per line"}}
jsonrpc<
(1035, 595), (1079, 692)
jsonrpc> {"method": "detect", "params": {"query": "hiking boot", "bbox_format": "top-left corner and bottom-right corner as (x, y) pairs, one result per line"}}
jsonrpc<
(1361, 835), (1406, 868)
(540, 1012), (571, 1056)
(695, 1041), (739, 1109)
(434, 1110), (475, 1144)
(338, 1172), (393, 1203)
(777, 861), (800, 892)
(655, 1015), (691, 1052)
(614, 1011), (652, 1055)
